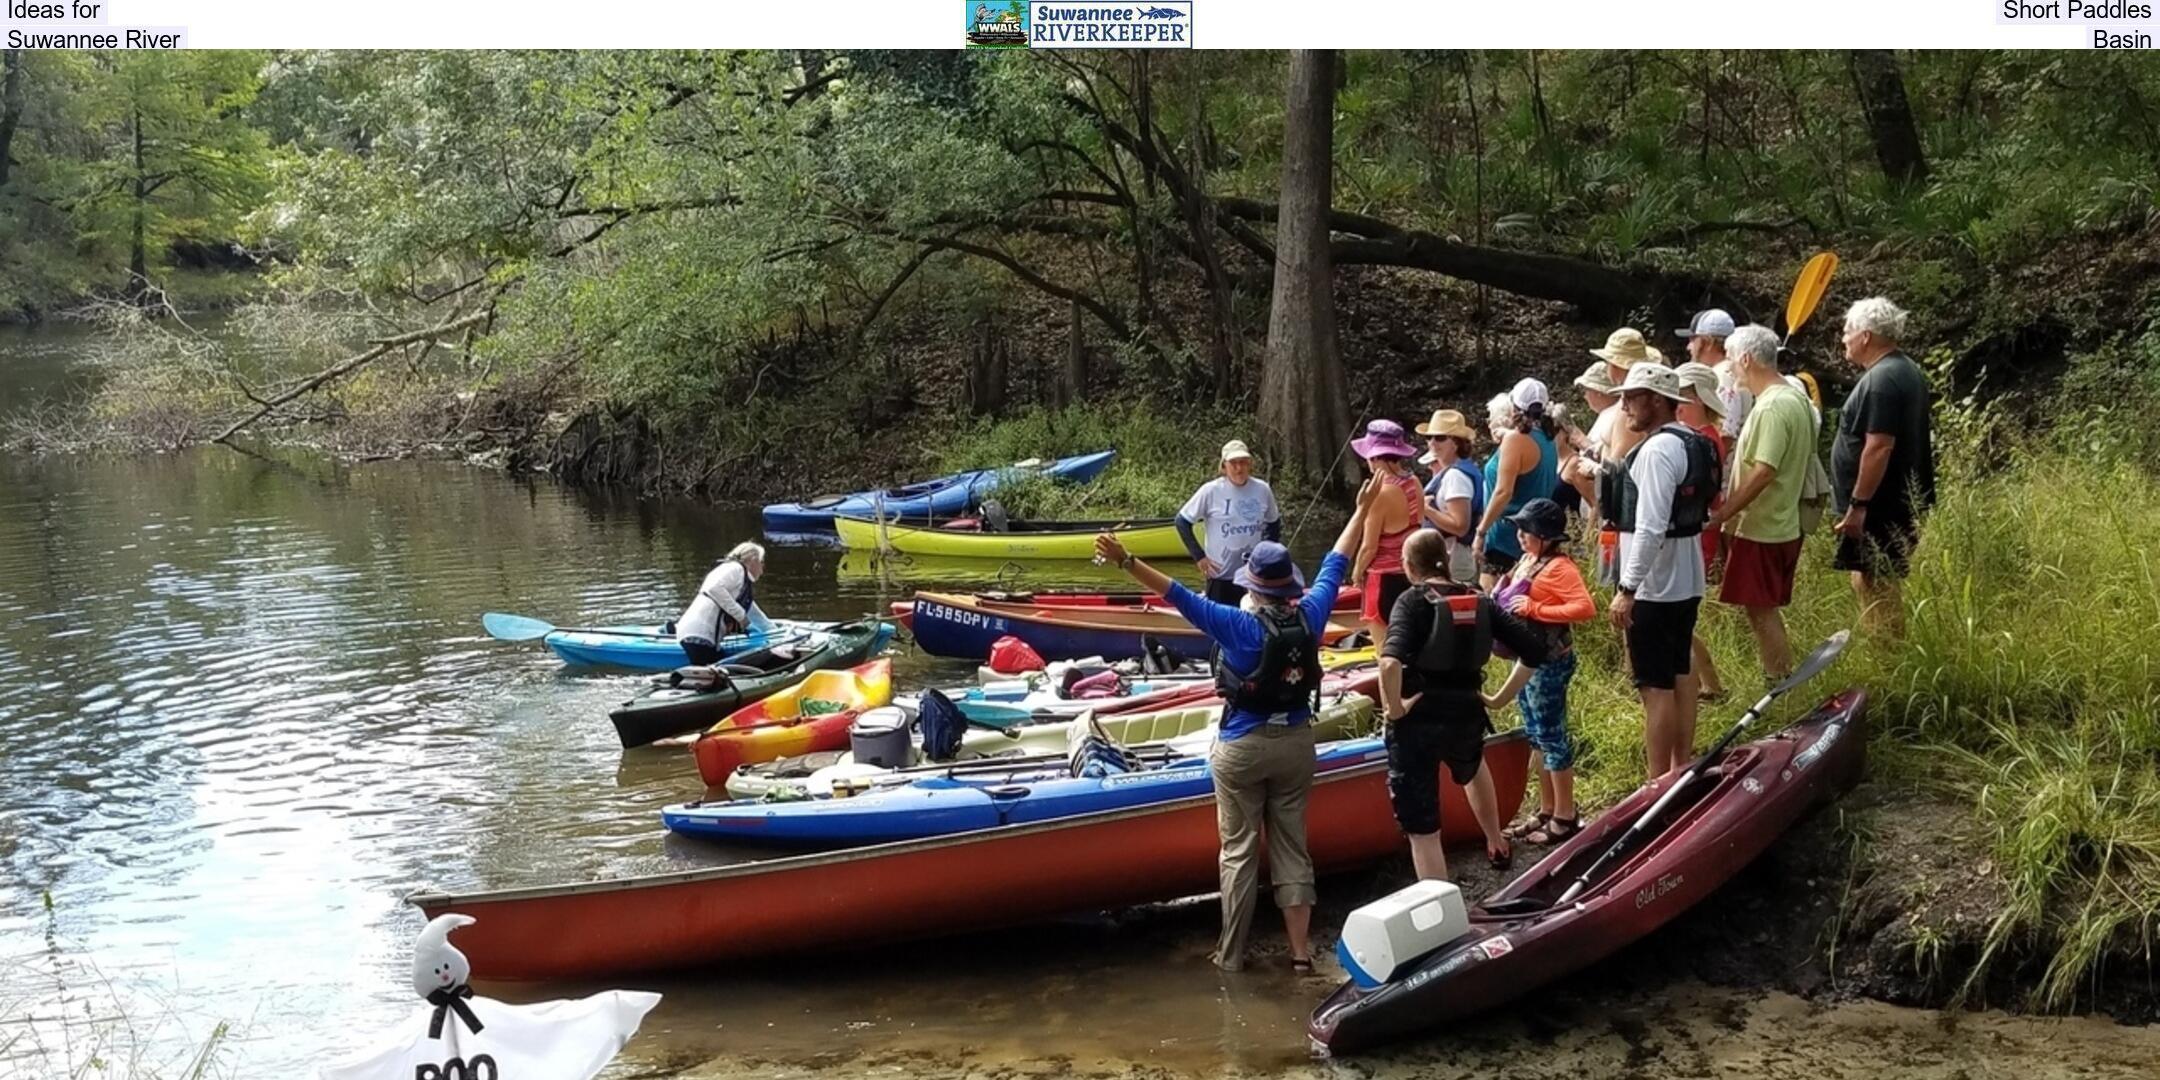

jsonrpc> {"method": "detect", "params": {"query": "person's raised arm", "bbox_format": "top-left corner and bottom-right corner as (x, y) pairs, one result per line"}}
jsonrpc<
(1338, 474), (1383, 563)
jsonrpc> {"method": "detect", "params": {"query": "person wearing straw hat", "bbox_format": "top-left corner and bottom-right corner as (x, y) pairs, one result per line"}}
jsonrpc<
(1609, 364), (1722, 779)
(1350, 419), (1427, 654)
(1468, 379), (1563, 590)
(1674, 361), (1732, 701)
(1414, 409), (1485, 585)
(1176, 439), (1283, 607)
(1561, 361), (1619, 510)
(1095, 477), (1383, 974)
(1572, 329), (1666, 585)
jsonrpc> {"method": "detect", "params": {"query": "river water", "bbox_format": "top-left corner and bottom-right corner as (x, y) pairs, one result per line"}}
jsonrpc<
(2, 333), (2157, 1078)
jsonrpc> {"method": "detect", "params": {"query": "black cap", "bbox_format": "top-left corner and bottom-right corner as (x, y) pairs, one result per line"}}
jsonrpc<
(1508, 498), (1569, 542)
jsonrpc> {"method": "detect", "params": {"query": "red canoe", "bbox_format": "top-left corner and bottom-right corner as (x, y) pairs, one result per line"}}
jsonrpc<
(409, 730), (1532, 982)
(890, 585), (1364, 631)
(1308, 689), (1868, 1056)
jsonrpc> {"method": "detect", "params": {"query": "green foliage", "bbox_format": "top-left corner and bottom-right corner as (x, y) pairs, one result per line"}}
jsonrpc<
(934, 403), (1281, 519)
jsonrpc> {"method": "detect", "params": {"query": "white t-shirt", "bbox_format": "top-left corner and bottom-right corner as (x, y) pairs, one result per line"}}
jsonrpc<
(1178, 476), (1280, 579)
(1617, 424), (1708, 604)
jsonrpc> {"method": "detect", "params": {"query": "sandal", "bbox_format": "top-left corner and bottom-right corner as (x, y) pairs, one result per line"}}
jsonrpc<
(1504, 811), (1551, 841)
(1523, 816), (1580, 845)
(1291, 956), (1316, 975)
(1486, 840), (1513, 871)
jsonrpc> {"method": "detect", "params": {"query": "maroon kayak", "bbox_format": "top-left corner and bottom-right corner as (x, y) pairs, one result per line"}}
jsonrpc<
(1308, 688), (1868, 1056)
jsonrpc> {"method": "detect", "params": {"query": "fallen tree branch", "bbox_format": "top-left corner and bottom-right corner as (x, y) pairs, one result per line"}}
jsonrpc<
(211, 310), (492, 446)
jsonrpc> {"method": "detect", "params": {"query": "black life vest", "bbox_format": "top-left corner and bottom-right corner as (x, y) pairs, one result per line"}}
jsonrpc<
(1214, 603), (1323, 716)
(1413, 585), (1494, 675)
(1612, 425), (1721, 538)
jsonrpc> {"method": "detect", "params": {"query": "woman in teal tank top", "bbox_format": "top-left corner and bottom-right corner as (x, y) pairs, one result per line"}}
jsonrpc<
(1474, 381), (1563, 585)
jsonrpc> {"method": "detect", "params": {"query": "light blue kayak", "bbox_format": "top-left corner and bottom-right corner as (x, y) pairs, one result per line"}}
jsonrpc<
(541, 626), (788, 670)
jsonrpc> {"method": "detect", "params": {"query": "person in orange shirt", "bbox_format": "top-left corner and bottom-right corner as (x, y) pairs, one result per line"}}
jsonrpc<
(1488, 498), (1596, 844)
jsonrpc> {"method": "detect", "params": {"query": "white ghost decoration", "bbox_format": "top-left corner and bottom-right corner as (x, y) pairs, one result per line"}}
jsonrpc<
(321, 913), (661, 1080)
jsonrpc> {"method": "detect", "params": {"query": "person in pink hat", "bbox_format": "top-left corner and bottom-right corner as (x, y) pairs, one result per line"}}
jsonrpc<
(1349, 418), (1425, 654)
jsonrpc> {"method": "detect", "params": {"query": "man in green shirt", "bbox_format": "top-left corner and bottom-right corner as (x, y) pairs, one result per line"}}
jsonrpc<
(1706, 325), (1815, 679)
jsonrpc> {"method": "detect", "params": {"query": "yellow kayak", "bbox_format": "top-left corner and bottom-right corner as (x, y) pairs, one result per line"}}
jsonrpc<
(833, 515), (1191, 561)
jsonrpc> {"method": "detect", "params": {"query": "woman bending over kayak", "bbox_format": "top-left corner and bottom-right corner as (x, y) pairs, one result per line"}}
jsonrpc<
(674, 542), (773, 666)
(1379, 529), (1554, 881)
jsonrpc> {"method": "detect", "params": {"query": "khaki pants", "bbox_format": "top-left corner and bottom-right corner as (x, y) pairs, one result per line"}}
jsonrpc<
(1209, 723), (1318, 970)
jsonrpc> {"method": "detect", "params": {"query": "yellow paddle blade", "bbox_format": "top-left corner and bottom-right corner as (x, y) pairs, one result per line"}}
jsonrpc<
(1785, 251), (1840, 338)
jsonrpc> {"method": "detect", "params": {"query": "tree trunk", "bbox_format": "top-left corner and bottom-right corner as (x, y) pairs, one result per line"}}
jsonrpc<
(129, 101), (150, 301)
(968, 320), (1008, 417)
(1063, 297), (1087, 409)
(1259, 50), (1354, 492)
(1848, 50), (1929, 189)
(0, 50), (23, 189)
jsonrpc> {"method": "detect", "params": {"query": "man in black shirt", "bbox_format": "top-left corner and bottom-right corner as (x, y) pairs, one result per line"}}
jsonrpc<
(1830, 296), (1936, 636)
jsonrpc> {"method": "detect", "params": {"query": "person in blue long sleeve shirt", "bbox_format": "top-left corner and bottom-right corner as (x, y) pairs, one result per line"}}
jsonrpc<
(1095, 476), (1380, 975)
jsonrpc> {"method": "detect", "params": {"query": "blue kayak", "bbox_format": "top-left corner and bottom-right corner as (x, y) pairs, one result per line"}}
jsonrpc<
(760, 450), (1117, 534)
(662, 734), (1392, 848)
(544, 621), (818, 671)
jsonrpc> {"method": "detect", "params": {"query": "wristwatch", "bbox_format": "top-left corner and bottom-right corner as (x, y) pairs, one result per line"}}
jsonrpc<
(1849, 496), (1872, 509)
(1119, 553), (1136, 569)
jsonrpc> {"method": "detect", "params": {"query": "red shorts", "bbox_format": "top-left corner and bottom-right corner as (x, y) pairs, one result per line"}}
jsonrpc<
(1719, 535), (1804, 608)
(1363, 570), (1411, 623)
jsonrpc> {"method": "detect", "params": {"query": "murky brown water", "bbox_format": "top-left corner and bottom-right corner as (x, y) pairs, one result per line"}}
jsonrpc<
(2, 337), (2156, 1077)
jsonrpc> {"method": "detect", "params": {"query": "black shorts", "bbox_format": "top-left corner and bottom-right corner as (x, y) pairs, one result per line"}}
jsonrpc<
(1832, 508), (1921, 578)
(1625, 596), (1701, 690)
(1204, 577), (1249, 606)
(1385, 710), (1486, 836)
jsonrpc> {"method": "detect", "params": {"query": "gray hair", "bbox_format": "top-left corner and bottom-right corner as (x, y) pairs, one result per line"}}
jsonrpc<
(1844, 297), (1909, 342)
(1728, 324), (1781, 369)
(727, 541), (767, 564)
(1485, 392), (1514, 429)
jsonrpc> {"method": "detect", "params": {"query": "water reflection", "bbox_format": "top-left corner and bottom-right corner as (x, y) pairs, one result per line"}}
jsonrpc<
(0, 447), (1165, 1072)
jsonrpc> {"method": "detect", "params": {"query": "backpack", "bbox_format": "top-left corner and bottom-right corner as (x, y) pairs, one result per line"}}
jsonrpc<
(1616, 426), (1723, 538)
(1214, 603), (1323, 716)
(917, 688), (968, 763)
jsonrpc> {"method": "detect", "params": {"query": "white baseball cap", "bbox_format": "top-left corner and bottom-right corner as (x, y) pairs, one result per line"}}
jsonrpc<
(1509, 378), (1550, 414)
(1676, 309), (1737, 339)
(1220, 439), (1255, 462)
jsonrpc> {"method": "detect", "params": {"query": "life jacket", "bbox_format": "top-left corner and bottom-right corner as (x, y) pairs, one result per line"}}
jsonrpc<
(1214, 603), (1322, 716)
(1426, 458), (1487, 541)
(1413, 585), (1494, 675)
(1612, 425), (1722, 538)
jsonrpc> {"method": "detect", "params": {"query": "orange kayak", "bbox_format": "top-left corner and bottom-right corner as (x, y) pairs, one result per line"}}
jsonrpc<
(692, 659), (893, 786)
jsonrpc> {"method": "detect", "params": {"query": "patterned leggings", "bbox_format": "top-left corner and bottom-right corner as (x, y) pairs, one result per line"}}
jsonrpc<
(1517, 649), (1578, 772)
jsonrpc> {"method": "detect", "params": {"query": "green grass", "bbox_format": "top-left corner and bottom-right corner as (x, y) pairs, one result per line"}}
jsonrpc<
(1541, 441), (2160, 1009)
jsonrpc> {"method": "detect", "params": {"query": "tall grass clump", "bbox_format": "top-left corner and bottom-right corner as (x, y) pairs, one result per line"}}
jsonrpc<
(1863, 449), (2160, 1006)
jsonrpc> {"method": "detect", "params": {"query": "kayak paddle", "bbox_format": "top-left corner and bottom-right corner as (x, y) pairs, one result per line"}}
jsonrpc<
(1485, 630), (1851, 916)
(484, 612), (701, 642)
(1782, 251), (1839, 345)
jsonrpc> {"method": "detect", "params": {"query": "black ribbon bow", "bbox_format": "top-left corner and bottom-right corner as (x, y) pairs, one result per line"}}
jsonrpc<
(426, 984), (485, 1039)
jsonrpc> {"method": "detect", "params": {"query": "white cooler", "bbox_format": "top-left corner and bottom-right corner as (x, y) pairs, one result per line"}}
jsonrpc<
(1335, 879), (1470, 987)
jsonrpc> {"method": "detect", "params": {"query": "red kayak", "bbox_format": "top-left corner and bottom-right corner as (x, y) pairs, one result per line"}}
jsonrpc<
(409, 725), (1533, 982)
(890, 585), (1364, 631)
(1308, 688), (1868, 1056)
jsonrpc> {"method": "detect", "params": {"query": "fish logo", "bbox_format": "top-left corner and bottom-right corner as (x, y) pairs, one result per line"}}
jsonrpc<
(1138, 5), (1183, 15)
